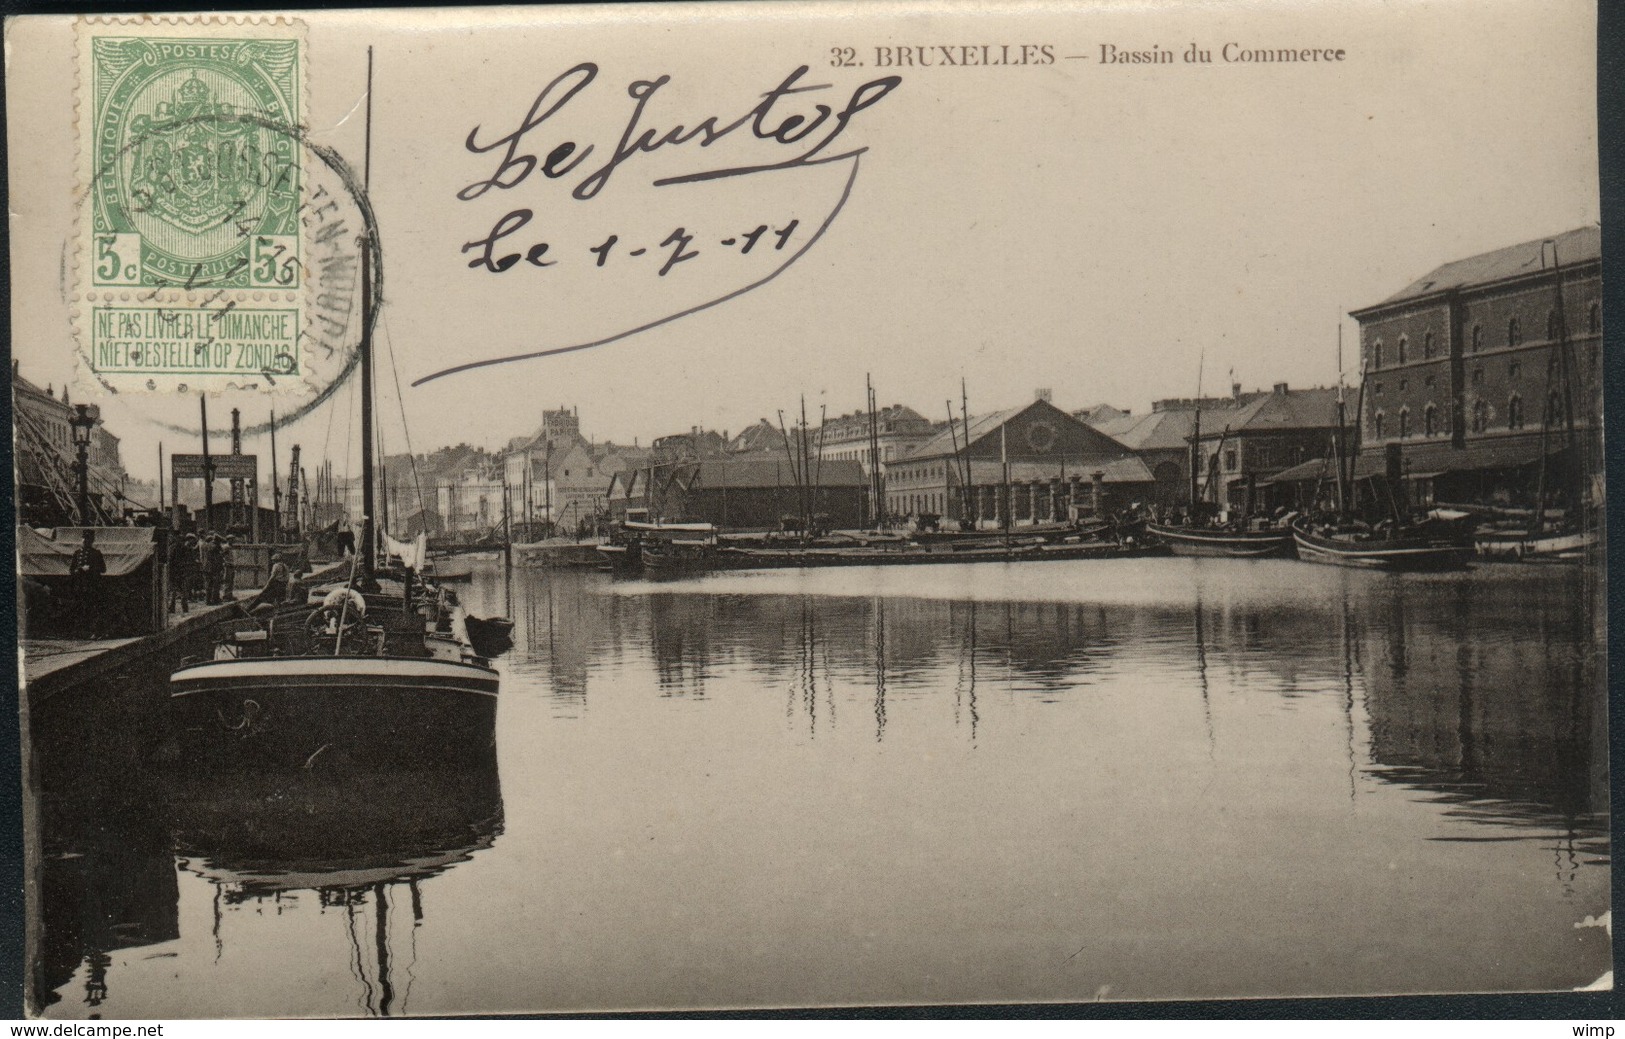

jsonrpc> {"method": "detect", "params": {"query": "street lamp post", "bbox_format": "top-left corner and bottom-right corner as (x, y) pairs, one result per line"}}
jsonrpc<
(69, 403), (100, 525)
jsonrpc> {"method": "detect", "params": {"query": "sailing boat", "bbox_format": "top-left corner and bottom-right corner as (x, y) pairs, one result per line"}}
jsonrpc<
(1146, 359), (1294, 557)
(1290, 331), (1472, 570)
(169, 54), (499, 771)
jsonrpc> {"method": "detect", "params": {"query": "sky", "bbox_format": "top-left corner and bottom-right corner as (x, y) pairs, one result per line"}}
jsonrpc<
(8, 0), (1601, 488)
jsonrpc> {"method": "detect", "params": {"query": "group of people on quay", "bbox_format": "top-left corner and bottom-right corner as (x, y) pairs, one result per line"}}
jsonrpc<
(164, 530), (240, 610)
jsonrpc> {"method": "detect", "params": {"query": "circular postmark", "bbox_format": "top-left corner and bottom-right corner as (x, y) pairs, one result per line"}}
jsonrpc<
(71, 108), (378, 440)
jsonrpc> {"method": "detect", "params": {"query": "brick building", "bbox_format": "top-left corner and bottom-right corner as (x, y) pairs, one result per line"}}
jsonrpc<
(1347, 226), (1602, 508)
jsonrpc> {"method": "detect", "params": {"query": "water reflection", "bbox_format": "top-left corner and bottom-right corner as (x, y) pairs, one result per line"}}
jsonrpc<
(168, 766), (503, 1017)
(504, 563), (1606, 840)
(37, 781), (178, 1013)
(34, 681), (503, 1018)
(33, 558), (1609, 1013)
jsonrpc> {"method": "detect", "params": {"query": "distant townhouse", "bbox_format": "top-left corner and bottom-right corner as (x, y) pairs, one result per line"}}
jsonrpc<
(1188, 383), (1342, 510)
(814, 404), (937, 481)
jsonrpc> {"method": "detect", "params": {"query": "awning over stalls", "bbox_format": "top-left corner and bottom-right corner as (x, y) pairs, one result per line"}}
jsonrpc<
(18, 526), (156, 578)
(1350, 437), (1556, 479)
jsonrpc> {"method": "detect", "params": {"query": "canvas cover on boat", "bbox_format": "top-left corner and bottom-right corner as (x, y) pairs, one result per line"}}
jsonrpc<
(17, 526), (156, 578)
(383, 531), (430, 572)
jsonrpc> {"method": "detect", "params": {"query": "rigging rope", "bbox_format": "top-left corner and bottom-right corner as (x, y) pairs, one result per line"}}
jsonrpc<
(379, 311), (429, 529)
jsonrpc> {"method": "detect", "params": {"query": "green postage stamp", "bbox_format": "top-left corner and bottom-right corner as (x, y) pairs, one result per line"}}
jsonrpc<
(75, 19), (320, 394)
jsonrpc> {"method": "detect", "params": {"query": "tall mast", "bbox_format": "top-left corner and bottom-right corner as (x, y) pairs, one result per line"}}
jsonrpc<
(230, 407), (244, 528)
(1334, 323), (1346, 513)
(287, 444), (302, 540)
(358, 45), (377, 577)
(200, 395), (213, 533)
(799, 394), (811, 530)
(961, 378), (972, 524)
(1532, 239), (1577, 539)
(865, 375), (880, 525)
(814, 403), (827, 523)
(270, 406), (281, 540)
(1347, 355), (1368, 515)
(1000, 424), (1010, 534)
(1190, 351), (1204, 508)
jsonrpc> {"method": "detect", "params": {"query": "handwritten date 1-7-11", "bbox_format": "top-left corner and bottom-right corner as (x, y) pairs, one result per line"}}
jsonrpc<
(463, 209), (801, 276)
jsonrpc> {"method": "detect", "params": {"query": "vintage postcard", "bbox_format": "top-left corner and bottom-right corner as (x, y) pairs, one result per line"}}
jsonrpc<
(5, 0), (1608, 1018)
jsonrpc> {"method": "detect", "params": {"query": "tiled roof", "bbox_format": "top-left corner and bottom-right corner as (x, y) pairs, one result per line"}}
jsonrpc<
(1368, 226), (1600, 310)
(907, 407), (1025, 459)
(1091, 408), (1198, 451)
(1202, 387), (1342, 436)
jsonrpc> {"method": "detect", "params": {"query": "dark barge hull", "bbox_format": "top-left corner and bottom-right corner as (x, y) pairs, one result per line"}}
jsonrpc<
(1291, 523), (1473, 571)
(713, 540), (1166, 570)
(170, 656), (499, 771)
(1146, 523), (1294, 558)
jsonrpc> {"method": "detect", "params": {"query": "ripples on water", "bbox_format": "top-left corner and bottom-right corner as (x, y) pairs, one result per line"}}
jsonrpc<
(33, 558), (1609, 1015)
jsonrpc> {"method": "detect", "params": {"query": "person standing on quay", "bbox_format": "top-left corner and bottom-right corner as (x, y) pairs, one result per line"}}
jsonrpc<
(202, 533), (225, 605)
(69, 529), (107, 637)
(220, 535), (237, 601)
(168, 532), (196, 613)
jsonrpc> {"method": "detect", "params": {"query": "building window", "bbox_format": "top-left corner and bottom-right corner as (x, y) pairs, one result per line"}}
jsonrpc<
(1471, 324), (1483, 353)
(1424, 403), (1439, 437)
(1373, 410), (1385, 439)
(1507, 315), (1521, 347)
(1224, 449), (1237, 471)
(1425, 374), (1436, 388)
(1472, 367), (1484, 386)
(1589, 301), (1601, 335)
(1423, 331), (1435, 359)
(1398, 407), (1411, 439)
(1547, 391), (1564, 426)
(1508, 394), (1524, 430)
(1547, 309), (1561, 341)
(1399, 379), (1407, 392)
(1372, 340), (1384, 369)
(1471, 399), (1488, 434)
(1509, 360), (1521, 379)
(1397, 335), (1409, 364)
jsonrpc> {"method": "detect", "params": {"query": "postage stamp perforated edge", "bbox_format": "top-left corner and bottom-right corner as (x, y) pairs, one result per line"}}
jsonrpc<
(71, 14), (318, 398)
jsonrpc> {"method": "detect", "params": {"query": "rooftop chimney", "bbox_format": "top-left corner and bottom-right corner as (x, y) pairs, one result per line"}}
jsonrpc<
(1231, 382), (1242, 400)
(1273, 382), (1288, 395)
(1035, 388), (1053, 403)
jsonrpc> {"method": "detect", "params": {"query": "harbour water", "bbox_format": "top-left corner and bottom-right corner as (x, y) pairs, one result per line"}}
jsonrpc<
(33, 558), (1610, 1015)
